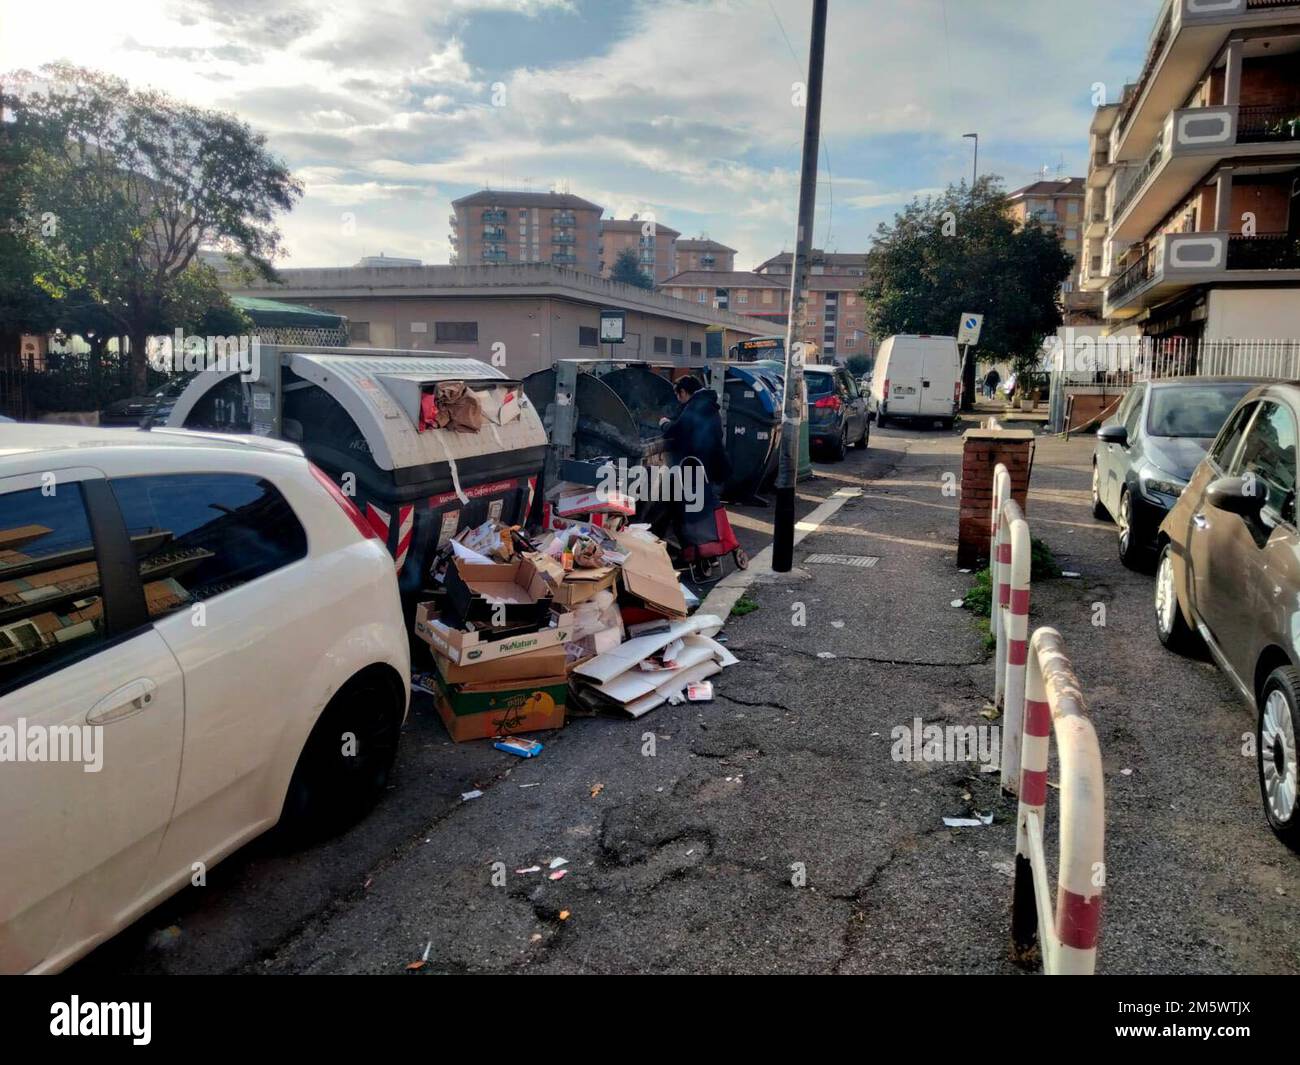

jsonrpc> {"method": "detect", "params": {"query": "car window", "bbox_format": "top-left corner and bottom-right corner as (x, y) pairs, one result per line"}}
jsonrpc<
(0, 484), (106, 690)
(805, 372), (834, 397)
(110, 473), (308, 621)
(1122, 385), (1145, 437)
(1146, 382), (1258, 438)
(841, 373), (860, 399)
(1211, 401), (1258, 471)
(1238, 402), (1298, 525)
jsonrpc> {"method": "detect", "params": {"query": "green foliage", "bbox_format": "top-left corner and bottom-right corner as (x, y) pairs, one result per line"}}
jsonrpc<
(1030, 537), (1063, 580)
(845, 353), (873, 377)
(961, 566), (997, 652)
(610, 247), (655, 290)
(860, 175), (1073, 367)
(3, 63), (301, 388)
(730, 595), (760, 617)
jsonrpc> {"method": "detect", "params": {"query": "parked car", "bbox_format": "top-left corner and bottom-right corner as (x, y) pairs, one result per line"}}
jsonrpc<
(0, 424), (410, 973)
(1154, 383), (1300, 847)
(99, 374), (195, 428)
(1093, 376), (1265, 568)
(805, 364), (869, 460)
(869, 334), (961, 430)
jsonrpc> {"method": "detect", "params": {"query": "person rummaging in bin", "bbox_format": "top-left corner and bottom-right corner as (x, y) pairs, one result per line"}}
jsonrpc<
(656, 375), (745, 582)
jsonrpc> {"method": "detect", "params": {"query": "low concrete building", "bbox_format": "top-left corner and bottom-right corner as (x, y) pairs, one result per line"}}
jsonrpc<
(227, 263), (770, 377)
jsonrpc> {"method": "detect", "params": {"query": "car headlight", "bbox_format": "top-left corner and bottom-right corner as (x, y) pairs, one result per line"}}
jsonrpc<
(1140, 467), (1185, 502)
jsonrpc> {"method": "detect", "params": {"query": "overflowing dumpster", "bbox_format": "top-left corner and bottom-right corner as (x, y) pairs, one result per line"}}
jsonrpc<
(166, 346), (548, 611)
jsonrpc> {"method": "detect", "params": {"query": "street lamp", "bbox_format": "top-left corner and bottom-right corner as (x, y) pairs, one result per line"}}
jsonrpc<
(963, 132), (978, 190)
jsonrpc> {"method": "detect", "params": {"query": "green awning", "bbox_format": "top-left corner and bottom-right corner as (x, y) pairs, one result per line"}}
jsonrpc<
(231, 296), (347, 330)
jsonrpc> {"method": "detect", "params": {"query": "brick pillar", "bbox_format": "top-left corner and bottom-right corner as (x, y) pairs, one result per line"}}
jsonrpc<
(958, 428), (1034, 568)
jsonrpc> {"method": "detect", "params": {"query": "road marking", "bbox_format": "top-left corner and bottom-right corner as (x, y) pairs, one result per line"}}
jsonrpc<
(699, 487), (863, 619)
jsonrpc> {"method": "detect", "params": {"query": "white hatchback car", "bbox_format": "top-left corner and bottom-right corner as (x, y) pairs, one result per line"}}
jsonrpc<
(0, 425), (410, 974)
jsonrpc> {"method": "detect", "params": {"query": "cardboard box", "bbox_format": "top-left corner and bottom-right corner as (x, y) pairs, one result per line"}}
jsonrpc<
(611, 527), (687, 618)
(432, 643), (567, 684)
(555, 486), (637, 518)
(527, 550), (619, 608)
(443, 556), (553, 628)
(430, 672), (568, 742)
(415, 603), (575, 664)
(541, 504), (626, 533)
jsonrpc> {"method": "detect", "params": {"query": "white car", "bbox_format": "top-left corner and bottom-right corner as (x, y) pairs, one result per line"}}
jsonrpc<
(0, 425), (410, 974)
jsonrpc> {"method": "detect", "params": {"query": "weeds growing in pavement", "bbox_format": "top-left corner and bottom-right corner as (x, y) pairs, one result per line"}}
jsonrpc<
(731, 595), (760, 617)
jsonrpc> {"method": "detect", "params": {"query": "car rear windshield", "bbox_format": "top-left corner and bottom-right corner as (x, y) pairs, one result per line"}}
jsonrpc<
(805, 372), (834, 397)
(1146, 382), (1257, 438)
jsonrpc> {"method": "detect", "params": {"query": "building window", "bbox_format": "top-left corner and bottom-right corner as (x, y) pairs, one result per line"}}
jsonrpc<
(653, 336), (668, 354)
(670, 338), (684, 355)
(736, 290), (749, 304)
(579, 326), (599, 347)
(435, 321), (478, 343)
(348, 321), (370, 343)
(690, 341), (702, 357)
(1065, 228), (1079, 242)
(697, 291), (708, 303)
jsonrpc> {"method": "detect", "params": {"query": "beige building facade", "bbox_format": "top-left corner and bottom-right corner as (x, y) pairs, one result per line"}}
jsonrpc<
(673, 239), (737, 274)
(598, 219), (681, 285)
(1005, 177), (1099, 323)
(449, 191), (603, 274)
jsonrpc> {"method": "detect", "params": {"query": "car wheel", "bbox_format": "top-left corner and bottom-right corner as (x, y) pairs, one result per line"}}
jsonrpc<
(940, 417), (955, 431)
(1154, 542), (1199, 655)
(279, 672), (402, 842)
(1116, 487), (1147, 570)
(1091, 462), (1108, 520)
(855, 418), (869, 448)
(1258, 667), (1300, 850)
(832, 424), (848, 461)
(877, 411), (888, 429)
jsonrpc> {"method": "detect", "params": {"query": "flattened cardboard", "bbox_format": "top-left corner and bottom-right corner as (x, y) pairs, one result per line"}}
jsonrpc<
(572, 614), (723, 685)
(527, 550), (619, 608)
(415, 602), (574, 664)
(433, 643), (567, 684)
(611, 527), (688, 618)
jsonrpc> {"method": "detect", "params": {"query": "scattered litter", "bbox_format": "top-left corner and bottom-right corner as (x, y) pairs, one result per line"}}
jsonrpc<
(406, 960), (427, 971)
(559, 910), (571, 920)
(943, 812), (995, 828)
(950, 599), (965, 608)
(148, 925), (182, 950)
(530, 933), (543, 943)
(549, 857), (569, 870)
(1277, 886), (1287, 896)
(831, 620), (845, 629)
(1120, 767), (1133, 776)
(1062, 571), (1082, 579)
(494, 737), (544, 758)
(549, 869), (568, 881)
(817, 651), (837, 659)
(959, 568), (972, 574)
(519, 782), (541, 789)
(993, 861), (1015, 878)
(980, 704), (1000, 721)
(980, 763), (1001, 775)
(461, 789), (483, 801)
(516, 865), (541, 875)
(589, 783), (605, 798)
(686, 680), (714, 703)
(686, 849), (695, 856)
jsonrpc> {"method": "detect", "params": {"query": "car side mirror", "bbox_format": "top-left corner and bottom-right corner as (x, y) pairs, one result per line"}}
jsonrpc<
(1206, 475), (1267, 518)
(1097, 424), (1128, 447)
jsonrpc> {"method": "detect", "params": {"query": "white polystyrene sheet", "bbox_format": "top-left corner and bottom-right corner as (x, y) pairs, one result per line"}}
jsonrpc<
(571, 615), (725, 685)
(596, 635), (733, 705)
(623, 661), (723, 719)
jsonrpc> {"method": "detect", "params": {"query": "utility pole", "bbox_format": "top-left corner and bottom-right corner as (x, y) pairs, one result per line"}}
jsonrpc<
(773, 0), (828, 574)
(963, 132), (979, 190)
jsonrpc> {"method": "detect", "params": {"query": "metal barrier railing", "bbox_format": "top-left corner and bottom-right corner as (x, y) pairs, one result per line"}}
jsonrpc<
(1009, 627), (1105, 974)
(991, 464), (1030, 795)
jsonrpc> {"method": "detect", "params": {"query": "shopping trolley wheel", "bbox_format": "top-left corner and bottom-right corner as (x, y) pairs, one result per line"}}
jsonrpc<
(733, 545), (749, 570)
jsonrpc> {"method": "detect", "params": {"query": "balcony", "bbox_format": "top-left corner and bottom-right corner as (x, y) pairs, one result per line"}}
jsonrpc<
(482, 209), (508, 224)
(1085, 210), (1109, 239)
(482, 249), (508, 263)
(1238, 104), (1300, 144)
(449, 214), (458, 228)
(552, 213), (577, 227)
(1110, 0), (1300, 164)
(551, 252), (577, 265)
(483, 227), (507, 241)
(552, 232), (576, 245)
(1105, 229), (1300, 317)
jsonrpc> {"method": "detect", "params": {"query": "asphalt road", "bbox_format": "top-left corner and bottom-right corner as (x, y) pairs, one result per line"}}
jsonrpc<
(72, 417), (1300, 974)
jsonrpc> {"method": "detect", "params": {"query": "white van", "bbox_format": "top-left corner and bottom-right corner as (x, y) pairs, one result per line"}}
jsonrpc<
(870, 335), (962, 430)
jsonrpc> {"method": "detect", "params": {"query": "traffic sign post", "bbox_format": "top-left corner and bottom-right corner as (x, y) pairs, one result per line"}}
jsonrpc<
(600, 308), (626, 360)
(958, 312), (984, 412)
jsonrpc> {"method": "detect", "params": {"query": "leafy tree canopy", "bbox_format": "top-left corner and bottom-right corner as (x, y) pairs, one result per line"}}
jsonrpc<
(610, 246), (655, 290)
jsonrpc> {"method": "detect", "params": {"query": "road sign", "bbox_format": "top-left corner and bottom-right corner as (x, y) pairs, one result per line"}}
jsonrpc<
(958, 313), (984, 347)
(599, 308), (626, 344)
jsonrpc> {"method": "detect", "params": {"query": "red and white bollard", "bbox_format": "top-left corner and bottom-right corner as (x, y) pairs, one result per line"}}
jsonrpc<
(994, 492), (1031, 796)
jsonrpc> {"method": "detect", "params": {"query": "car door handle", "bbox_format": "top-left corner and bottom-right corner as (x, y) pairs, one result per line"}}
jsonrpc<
(87, 678), (158, 725)
(1193, 512), (1210, 531)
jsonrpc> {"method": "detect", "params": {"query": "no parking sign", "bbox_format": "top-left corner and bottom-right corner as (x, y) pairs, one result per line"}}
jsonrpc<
(958, 313), (984, 346)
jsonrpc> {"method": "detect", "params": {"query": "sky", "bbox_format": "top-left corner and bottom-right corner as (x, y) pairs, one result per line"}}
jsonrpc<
(1, 0), (1163, 272)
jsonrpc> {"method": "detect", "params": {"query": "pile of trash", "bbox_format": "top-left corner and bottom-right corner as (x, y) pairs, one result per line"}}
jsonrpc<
(412, 494), (733, 745)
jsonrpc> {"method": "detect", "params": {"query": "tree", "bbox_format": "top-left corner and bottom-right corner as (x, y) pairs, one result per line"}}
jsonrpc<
(610, 246), (655, 290)
(7, 64), (301, 390)
(845, 353), (872, 377)
(861, 175), (1073, 407)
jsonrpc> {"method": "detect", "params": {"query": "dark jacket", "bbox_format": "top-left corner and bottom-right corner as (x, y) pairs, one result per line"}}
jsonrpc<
(662, 389), (731, 484)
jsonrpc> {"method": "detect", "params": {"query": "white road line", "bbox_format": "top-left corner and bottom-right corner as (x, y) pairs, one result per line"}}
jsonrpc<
(699, 487), (864, 620)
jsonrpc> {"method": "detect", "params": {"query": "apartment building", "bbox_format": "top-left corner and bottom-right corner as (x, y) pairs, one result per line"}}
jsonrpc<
(1005, 178), (1099, 323)
(598, 218), (681, 285)
(674, 238), (737, 273)
(1085, 0), (1300, 342)
(449, 190), (602, 273)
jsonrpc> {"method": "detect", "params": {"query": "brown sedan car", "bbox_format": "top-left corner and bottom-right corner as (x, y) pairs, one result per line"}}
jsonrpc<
(1156, 382), (1300, 848)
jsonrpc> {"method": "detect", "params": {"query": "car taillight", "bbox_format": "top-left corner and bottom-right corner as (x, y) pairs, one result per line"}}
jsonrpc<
(883, 378), (890, 397)
(309, 462), (381, 541)
(954, 380), (962, 404)
(814, 395), (842, 410)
